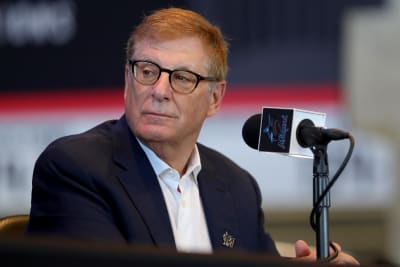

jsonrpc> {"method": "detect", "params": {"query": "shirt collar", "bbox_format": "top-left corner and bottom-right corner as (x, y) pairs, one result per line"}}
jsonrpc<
(137, 138), (202, 183)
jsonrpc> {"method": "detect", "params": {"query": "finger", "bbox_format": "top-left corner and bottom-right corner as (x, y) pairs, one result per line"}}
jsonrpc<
(329, 242), (341, 257)
(330, 253), (360, 266)
(295, 240), (312, 258)
(330, 242), (342, 253)
(329, 242), (360, 266)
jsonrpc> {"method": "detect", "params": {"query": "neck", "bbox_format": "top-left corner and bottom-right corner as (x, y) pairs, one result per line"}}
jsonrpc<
(141, 139), (196, 176)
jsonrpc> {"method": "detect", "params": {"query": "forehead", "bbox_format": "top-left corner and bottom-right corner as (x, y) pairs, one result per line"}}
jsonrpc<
(133, 37), (210, 71)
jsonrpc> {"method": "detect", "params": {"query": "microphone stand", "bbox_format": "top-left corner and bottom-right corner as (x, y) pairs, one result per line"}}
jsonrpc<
(312, 144), (330, 260)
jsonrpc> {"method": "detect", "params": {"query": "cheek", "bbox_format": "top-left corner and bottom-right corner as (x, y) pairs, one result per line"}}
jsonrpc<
(181, 96), (210, 121)
(126, 85), (146, 106)
(125, 89), (136, 109)
(125, 87), (143, 118)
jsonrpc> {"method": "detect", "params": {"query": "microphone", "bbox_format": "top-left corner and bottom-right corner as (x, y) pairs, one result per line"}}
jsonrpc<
(242, 107), (348, 158)
(242, 107), (354, 260)
(296, 119), (350, 147)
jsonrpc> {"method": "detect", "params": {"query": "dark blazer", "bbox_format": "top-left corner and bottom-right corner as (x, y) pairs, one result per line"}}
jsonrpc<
(27, 115), (279, 255)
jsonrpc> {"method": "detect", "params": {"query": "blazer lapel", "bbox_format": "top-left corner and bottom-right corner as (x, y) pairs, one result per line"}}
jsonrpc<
(111, 116), (175, 248)
(197, 156), (239, 251)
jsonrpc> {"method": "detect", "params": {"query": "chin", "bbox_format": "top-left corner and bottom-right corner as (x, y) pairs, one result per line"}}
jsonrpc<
(136, 126), (175, 142)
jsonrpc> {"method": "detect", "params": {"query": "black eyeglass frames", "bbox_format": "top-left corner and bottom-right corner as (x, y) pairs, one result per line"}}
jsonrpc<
(128, 60), (218, 94)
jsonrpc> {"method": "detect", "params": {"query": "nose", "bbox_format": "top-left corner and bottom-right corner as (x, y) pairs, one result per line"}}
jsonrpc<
(151, 72), (172, 101)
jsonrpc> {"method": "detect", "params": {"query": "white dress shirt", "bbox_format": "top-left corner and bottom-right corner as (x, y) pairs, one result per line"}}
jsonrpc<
(138, 140), (213, 254)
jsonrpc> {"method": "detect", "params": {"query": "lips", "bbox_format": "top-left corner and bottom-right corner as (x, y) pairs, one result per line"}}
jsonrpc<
(142, 111), (177, 119)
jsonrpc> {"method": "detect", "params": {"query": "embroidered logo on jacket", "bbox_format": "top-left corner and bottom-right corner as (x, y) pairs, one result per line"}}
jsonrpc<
(222, 231), (235, 248)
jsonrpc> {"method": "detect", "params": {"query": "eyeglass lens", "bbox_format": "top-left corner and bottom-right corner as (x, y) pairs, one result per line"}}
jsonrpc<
(133, 61), (199, 93)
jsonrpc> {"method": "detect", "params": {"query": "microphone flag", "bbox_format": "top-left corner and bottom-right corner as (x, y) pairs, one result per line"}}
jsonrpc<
(258, 107), (326, 158)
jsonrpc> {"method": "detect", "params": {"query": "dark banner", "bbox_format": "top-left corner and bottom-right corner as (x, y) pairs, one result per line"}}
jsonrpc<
(0, 0), (187, 91)
(0, 0), (385, 92)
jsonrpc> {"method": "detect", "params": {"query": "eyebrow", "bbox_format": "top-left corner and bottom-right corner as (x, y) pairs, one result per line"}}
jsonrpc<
(136, 58), (206, 74)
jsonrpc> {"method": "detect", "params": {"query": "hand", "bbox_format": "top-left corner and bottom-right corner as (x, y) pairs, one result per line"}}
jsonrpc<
(293, 240), (360, 265)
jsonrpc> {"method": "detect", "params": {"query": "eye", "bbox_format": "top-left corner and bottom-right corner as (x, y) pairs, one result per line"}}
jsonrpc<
(172, 71), (196, 84)
(141, 66), (158, 78)
(134, 62), (160, 82)
(174, 74), (189, 82)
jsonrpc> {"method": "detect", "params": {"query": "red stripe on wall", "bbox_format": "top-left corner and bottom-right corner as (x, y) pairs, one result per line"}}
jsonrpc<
(0, 88), (125, 113)
(0, 83), (342, 114)
(224, 84), (341, 108)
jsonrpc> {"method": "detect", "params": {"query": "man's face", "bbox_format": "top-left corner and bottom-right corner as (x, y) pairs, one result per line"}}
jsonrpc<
(124, 36), (226, 146)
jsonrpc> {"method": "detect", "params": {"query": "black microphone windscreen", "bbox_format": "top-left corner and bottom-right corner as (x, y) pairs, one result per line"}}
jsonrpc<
(242, 113), (261, 150)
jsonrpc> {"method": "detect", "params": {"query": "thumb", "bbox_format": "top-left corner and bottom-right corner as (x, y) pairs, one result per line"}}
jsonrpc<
(295, 240), (312, 258)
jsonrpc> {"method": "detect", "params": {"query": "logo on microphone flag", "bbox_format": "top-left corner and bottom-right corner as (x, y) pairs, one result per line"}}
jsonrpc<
(259, 108), (293, 153)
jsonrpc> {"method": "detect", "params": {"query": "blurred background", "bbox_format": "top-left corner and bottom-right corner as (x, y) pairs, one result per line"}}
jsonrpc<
(1, 0), (399, 265)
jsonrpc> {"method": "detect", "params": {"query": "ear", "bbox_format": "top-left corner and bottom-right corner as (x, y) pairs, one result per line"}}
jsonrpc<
(207, 81), (226, 117)
(124, 64), (131, 100)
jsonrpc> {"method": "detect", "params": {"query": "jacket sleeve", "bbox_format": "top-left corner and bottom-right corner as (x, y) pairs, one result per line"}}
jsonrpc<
(249, 173), (280, 256)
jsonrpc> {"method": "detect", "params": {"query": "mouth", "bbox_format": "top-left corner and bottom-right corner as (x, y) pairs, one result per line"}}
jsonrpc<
(142, 111), (177, 119)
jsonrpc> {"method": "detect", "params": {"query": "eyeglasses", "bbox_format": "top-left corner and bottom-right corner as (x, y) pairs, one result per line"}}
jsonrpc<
(128, 60), (218, 94)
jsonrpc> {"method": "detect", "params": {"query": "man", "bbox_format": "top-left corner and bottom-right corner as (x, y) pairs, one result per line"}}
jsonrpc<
(27, 7), (359, 265)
